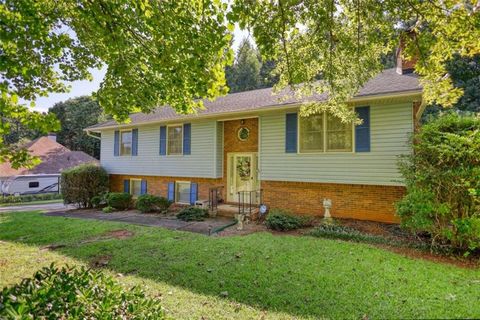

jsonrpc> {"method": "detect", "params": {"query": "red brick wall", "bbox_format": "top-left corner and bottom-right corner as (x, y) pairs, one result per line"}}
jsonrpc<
(110, 174), (222, 201)
(261, 180), (405, 223)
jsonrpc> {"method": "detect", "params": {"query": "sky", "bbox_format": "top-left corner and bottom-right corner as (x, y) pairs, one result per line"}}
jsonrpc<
(31, 27), (250, 113)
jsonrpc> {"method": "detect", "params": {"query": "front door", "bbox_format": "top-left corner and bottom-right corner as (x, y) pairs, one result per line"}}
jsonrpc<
(227, 152), (258, 203)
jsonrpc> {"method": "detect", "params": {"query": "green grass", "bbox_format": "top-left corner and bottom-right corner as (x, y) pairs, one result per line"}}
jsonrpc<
(1, 211), (480, 319)
(0, 199), (63, 207)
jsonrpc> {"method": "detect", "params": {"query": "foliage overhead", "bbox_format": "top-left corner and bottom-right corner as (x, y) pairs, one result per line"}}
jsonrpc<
(1, 0), (479, 167)
(396, 113), (480, 252)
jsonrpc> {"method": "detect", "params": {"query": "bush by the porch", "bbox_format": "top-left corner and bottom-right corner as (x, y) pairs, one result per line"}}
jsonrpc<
(61, 164), (109, 208)
(265, 209), (309, 231)
(136, 194), (172, 213)
(396, 113), (480, 252)
(177, 207), (209, 221)
(0, 264), (164, 319)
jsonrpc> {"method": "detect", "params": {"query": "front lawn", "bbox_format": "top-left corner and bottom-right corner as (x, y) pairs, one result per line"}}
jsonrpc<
(1, 211), (479, 319)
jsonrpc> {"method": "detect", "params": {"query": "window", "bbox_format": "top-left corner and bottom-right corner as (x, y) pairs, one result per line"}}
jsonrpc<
(130, 179), (142, 197)
(299, 112), (353, 153)
(300, 113), (324, 153)
(175, 181), (191, 203)
(167, 125), (183, 155)
(120, 130), (132, 156)
(29, 181), (39, 188)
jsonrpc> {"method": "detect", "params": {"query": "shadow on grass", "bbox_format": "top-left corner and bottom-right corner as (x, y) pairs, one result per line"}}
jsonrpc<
(1, 212), (479, 319)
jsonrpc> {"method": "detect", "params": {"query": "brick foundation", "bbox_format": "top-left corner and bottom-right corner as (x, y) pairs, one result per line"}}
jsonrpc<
(109, 174), (223, 201)
(261, 180), (405, 223)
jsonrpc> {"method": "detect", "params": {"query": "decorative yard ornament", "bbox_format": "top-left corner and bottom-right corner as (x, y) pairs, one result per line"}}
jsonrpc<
(323, 198), (333, 223)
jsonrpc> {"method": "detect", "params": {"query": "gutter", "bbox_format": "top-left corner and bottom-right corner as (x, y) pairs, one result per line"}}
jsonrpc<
(85, 89), (422, 132)
(85, 130), (101, 140)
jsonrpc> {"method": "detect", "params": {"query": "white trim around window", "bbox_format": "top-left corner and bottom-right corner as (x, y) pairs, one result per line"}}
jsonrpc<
(120, 129), (133, 156)
(166, 124), (183, 156)
(129, 178), (142, 197)
(297, 111), (355, 154)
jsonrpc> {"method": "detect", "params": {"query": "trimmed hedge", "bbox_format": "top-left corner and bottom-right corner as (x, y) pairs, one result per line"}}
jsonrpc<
(0, 193), (62, 204)
(265, 209), (309, 231)
(177, 207), (209, 221)
(0, 264), (165, 319)
(61, 164), (109, 208)
(106, 192), (132, 210)
(136, 194), (172, 213)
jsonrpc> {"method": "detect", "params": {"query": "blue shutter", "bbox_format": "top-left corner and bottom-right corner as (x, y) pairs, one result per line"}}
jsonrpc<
(189, 182), (198, 205)
(132, 129), (138, 156)
(167, 182), (175, 201)
(123, 179), (130, 193)
(159, 126), (167, 155)
(285, 113), (298, 153)
(355, 106), (371, 152)
(140, 180), (147, 195)
(114, 130), (120, 156)
(183, 123), (191, 155)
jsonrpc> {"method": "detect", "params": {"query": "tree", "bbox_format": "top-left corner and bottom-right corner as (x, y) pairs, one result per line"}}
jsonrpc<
(226, 39), (261, 93)
(2, 0), (479, 167)
(49, 96), (106, 159)
(423, 54), (480, 120)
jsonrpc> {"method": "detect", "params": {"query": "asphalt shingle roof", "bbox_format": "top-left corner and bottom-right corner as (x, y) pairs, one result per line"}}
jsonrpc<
(88, 68), (421, 130)
(0, 137), (99, 177)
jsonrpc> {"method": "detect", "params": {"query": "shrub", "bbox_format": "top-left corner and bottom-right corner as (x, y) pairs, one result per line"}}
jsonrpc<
(265, 209), (309, 231)
(308, 224), (388, 245)
(0, 193), (62, 204)
(106, 192), (132, 210)
(90, 195), (104, 208)
(102, 206), (114, 213)
(397, 113), (480, 252)
(61, 164), (109, 208)
(177, 206), (209, 221)
(135, 194), (172, 213)
(0, 264), (165, 319)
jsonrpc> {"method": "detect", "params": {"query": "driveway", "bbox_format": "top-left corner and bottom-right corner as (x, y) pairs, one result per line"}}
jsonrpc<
(0, 202), (74, 213)
(44, 210), (236, 235)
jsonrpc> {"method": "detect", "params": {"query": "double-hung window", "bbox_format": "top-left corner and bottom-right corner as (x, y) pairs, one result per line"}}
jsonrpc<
(299, 112), (353, 153)
(175, 181), (191, 204)
(167, 125), (183, 155)
(130, 178), (142, 197)
(120, 130), (132, 156)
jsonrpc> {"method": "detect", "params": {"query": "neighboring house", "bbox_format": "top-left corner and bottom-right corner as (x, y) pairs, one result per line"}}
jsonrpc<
(86, 52), (424, 223)
(0, 134), (98, 195)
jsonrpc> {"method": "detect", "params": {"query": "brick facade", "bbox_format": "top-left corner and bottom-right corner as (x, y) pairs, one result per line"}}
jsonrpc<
(261, 180), (404, 223)
(109, 174), (222, 201)
(110, 117), (404, 223)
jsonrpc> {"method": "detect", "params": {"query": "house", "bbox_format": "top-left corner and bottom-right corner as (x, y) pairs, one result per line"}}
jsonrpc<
(0, 134), (99, 195)
(85, 53), (423, 223)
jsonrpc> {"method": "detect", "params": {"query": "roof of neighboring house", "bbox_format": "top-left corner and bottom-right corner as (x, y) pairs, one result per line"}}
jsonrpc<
(0, 137), (99, 177)
(87, 68), (421, 130)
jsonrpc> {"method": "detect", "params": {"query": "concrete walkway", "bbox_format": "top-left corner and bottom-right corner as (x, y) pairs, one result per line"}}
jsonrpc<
(44, 210), (236, 235)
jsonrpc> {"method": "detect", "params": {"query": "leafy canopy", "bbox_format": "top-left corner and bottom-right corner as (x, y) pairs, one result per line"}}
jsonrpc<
(1, 0), (479, 167)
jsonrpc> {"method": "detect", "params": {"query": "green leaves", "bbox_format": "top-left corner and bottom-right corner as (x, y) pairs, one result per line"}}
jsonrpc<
(0, 264), (166, 319)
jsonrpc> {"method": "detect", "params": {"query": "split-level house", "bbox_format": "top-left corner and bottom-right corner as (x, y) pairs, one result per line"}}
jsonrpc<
(86, 53), (423, 223)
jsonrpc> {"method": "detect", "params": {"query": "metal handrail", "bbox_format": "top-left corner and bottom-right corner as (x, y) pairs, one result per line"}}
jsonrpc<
(208, 186), (224, 212)
(237, 189), (263, 216)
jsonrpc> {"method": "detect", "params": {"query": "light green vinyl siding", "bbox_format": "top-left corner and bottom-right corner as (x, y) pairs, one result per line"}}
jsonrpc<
(100, 120), (217, 178)
(259, 103), (413, 186)
(214, 121), (224, 178)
